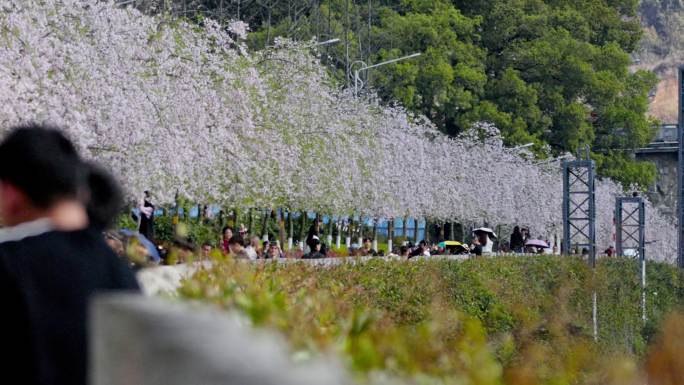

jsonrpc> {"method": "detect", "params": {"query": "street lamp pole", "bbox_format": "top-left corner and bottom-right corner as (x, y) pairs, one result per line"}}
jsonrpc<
(265, 37), (340, 51)
(353, 52), (421, 97)
(509, 142), (534, 153)
(313, 38), (340, 47)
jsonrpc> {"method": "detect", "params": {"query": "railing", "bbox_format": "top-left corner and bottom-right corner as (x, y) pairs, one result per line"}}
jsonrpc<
(653, 124), (678, 142)
(635, 124), (679, 154)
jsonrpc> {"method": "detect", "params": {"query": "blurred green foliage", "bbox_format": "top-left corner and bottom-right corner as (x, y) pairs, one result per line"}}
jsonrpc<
(178, 255), (684, 383)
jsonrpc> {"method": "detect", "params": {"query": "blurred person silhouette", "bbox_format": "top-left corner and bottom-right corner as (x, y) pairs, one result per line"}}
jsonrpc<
(510, 226), (524, 253)
(0, 124), (139, 385)
(266, 241), (283, 259)
(104, 232), (124, 257)
(302, 238), (325, 259)
(138, 190), (154, 240)
(409, 240), (430, 258)
(306, 217), (321, 252)
(201, 242), (213, 258)
(221, 225), (233, 254)
(245, 235), (259, 260)
(228, 235), (249, 259)
(469, 237), (483, 257)
(261, 240), (270, 258)
(359, 237), (377, 256)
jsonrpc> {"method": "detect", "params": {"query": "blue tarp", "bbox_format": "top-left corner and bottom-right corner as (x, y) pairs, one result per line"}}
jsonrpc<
(119, 229), (160, 263)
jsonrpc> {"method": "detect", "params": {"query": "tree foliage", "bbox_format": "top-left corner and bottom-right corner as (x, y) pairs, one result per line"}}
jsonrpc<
(0, 0), (677, 259)
(139, 0), (660, 188)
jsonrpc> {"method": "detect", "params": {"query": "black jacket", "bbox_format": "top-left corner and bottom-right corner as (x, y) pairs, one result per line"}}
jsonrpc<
(302, 251), (326, 259)
(306, 223), (319, 248)
(510, 232), (524, 251)
(0, 228), (139, 385)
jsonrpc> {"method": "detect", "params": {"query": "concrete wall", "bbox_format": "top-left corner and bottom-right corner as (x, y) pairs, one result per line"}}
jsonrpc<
(135, 256), (469, 296)
(90, 294), (349, 385)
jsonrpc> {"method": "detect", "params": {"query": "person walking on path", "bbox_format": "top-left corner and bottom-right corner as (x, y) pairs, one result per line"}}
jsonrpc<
(306, 217), (321, 253)
(510, 226), (524, 253)
(138, 190), (154, 240)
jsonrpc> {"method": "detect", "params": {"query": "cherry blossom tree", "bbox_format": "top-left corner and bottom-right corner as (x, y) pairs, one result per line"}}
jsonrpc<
(0, 0), (676, 262)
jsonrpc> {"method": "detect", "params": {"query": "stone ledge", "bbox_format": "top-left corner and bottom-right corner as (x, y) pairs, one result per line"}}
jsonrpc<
(89, 294), (349, 385)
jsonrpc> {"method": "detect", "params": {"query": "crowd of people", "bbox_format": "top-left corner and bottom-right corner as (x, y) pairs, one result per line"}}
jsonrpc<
(109, 209), (567, 265)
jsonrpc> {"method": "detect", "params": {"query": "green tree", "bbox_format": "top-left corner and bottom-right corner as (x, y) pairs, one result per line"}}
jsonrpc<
(369, 1), (486, 136)
(453, 0), (658, 187)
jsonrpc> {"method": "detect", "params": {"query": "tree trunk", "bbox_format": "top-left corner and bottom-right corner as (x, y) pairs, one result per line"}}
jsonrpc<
(424, 219), (430, 243)
(287, 210), (293, 250)
(357, 215), (363, 246)
(278, 209), (286, 251)
(261, 209), (269, 240)
(327, 214), (334, 247)
(247, 208), (253, 235)
(233, 207), (240, 230)
(402, 216), (408, 243)
(387, 218), (394, 253)
(414, 218), (419, 243)
(335, 220), (341, 249)
(350, 216), (355, 239)
(299, 211), (307, 250)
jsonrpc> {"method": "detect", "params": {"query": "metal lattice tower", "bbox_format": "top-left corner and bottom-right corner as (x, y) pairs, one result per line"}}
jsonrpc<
(615, 197), (645, 259)
(616, 196), (647, 321)
(562, 155), (597, 267)
(678, 65), (684, 268)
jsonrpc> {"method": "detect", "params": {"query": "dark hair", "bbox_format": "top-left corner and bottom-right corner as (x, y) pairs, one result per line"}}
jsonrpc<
(82, 162), (123, 231)
(0, 124), (82, 208)
(363, 238), (371, 243)
(228, 235), (244, 246)
(222, 226), (233, 235)
(173, 238), (196, 251)
(400, 246), (409, 255)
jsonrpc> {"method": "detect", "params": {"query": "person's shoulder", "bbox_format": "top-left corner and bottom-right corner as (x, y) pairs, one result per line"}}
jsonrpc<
(0, 230), (62, 253)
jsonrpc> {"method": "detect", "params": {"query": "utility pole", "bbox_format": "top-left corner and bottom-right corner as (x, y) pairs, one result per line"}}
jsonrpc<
(678, 65), (684, 268)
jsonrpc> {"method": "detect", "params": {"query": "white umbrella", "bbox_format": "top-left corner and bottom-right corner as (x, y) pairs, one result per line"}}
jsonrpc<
(473, 227), (497, 239)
